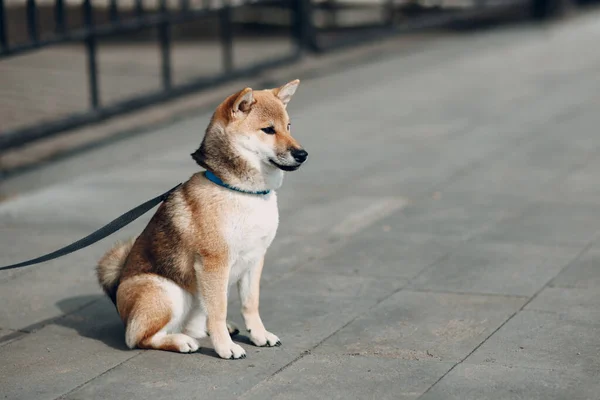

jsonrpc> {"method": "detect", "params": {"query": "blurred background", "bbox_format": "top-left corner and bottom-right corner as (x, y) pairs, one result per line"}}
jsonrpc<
(0, 0), (594, 175)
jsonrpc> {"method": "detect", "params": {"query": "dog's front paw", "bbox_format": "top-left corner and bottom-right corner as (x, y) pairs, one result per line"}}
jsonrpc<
(214, 341), (246, 360)
(250, 329), (281, 347)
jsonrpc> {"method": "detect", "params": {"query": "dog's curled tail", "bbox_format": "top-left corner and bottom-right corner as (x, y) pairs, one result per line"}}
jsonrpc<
(96, 238), (136, 304)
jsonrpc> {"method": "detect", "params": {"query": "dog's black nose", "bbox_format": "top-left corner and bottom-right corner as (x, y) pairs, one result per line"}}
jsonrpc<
(291, 149), (308, 163)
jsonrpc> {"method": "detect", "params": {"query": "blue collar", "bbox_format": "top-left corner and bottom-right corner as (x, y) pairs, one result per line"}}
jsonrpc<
(204, 171), (271, 196)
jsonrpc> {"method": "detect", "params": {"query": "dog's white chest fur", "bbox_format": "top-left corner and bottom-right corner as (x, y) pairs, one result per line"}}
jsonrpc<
(223, 192), (279, 282)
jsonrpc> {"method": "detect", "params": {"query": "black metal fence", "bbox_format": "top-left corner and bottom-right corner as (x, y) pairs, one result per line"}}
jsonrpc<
(0, 0), (542, 151)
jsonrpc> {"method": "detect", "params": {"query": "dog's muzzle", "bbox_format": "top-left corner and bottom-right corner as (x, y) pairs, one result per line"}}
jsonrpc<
(270, 148), (308, 171)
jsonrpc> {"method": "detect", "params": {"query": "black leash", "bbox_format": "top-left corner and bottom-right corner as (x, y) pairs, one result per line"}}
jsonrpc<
(0, 183), (182, 272)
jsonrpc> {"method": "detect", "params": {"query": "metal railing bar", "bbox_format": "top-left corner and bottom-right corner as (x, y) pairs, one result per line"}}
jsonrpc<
(55, 0), (67, 34)
(26, 0), (39, 42)
(83, 0), (100, 109)
(0, 0), (7, 50)
(109, 0), (119, 22)
(219, 1), (234, 73)
(158, 0), (172, 90)
(135, 0), (144, 16)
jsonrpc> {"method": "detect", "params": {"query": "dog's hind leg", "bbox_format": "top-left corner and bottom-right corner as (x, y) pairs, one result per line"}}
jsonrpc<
(117, 274), (199, 353)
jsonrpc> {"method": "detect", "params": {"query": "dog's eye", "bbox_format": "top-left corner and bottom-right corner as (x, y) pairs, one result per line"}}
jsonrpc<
(287, 123), (291, 131)
(261, 127), (276, 134)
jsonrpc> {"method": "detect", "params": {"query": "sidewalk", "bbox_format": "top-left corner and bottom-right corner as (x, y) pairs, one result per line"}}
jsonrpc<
(1, 10), (600, 400)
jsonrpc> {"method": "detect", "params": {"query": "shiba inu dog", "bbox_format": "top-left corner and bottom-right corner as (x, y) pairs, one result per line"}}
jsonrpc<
(96, 80), (307, 360)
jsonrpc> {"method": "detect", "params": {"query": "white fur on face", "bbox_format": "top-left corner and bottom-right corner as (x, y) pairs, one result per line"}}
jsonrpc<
(233, 133), (285, 190)
(236, 132), (301, 168)
(236, 132), (278, 165)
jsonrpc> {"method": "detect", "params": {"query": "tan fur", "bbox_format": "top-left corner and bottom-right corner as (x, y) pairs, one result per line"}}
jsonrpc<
(96, 238), (136, 303)
(96, 80), (305, 358)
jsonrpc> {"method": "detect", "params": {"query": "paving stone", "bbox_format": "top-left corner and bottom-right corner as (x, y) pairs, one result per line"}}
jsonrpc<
(525, 287), (600, 321)
(478, 202), (600, 247)
(384, 191), (523, 240)
(63, 342), (297, 400)
(0, 178), (173, 228)
(551, 246), (600, 289)
(0, 222), (142, 331)
(420, 363), (600, 400)
(446, 123), (598, 198)
(241, 354), (454, 400)
(262, 195), (408, 283)
(0, 316), (136, 400)
(547, 155), (600, 204)
(303, 229), (461, 280)
(314, 290), (525, 362)
(233, 270), (405, 351)
(410, 242), (579, 296)
(466, 310), (600, 375)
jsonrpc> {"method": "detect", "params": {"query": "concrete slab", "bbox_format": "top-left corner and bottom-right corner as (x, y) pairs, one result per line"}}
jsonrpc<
(548, 156), (600, 204)
(445, 100), (600, 199)
(466, 311), (600, 375)
(304, 228), (461, 280)
(0, 179), (175, 228)
(478, 202), (600, 247)
(420, 363), (600, 400)
(410, 242), (579, 296)
(550, 246), (600, 289)
(241, 354), (454, 400)
(525, 287), (600, 321)
(234, 270), (406, 350)
(263, 194), (408, 282)
(63, 343), (298, 400)
(386, 191), (526, 240)
(314, 290), (526, 362)
(0, 223), (143, 331)
(0, 323), (136, 400)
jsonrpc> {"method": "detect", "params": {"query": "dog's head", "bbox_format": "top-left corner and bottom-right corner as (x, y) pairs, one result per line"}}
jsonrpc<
(192, 80), (307, 184)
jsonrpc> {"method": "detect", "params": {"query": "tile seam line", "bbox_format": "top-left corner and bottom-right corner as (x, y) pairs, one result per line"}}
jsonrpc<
(458, 361), (585, 373)
(405, 288), (530, 300)
(416, 232), (598, 399)
(54, 352), (143, 400)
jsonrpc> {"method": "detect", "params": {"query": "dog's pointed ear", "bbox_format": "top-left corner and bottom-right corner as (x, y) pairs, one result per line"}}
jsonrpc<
(273, 79), (300, 107)
(232, 87), (255, 118)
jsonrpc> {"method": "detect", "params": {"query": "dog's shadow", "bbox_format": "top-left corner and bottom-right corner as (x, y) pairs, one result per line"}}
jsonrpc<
(52, 295), (129, 351)
(40, 295), (252, 358)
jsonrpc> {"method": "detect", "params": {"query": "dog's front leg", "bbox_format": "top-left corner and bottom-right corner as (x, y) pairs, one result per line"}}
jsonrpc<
(200, 257), (246, 359)
(238, 257), (281, 347)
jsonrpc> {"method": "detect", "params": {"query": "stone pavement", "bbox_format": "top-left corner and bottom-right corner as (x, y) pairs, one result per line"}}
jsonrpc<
(2, 10), (600, 400)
